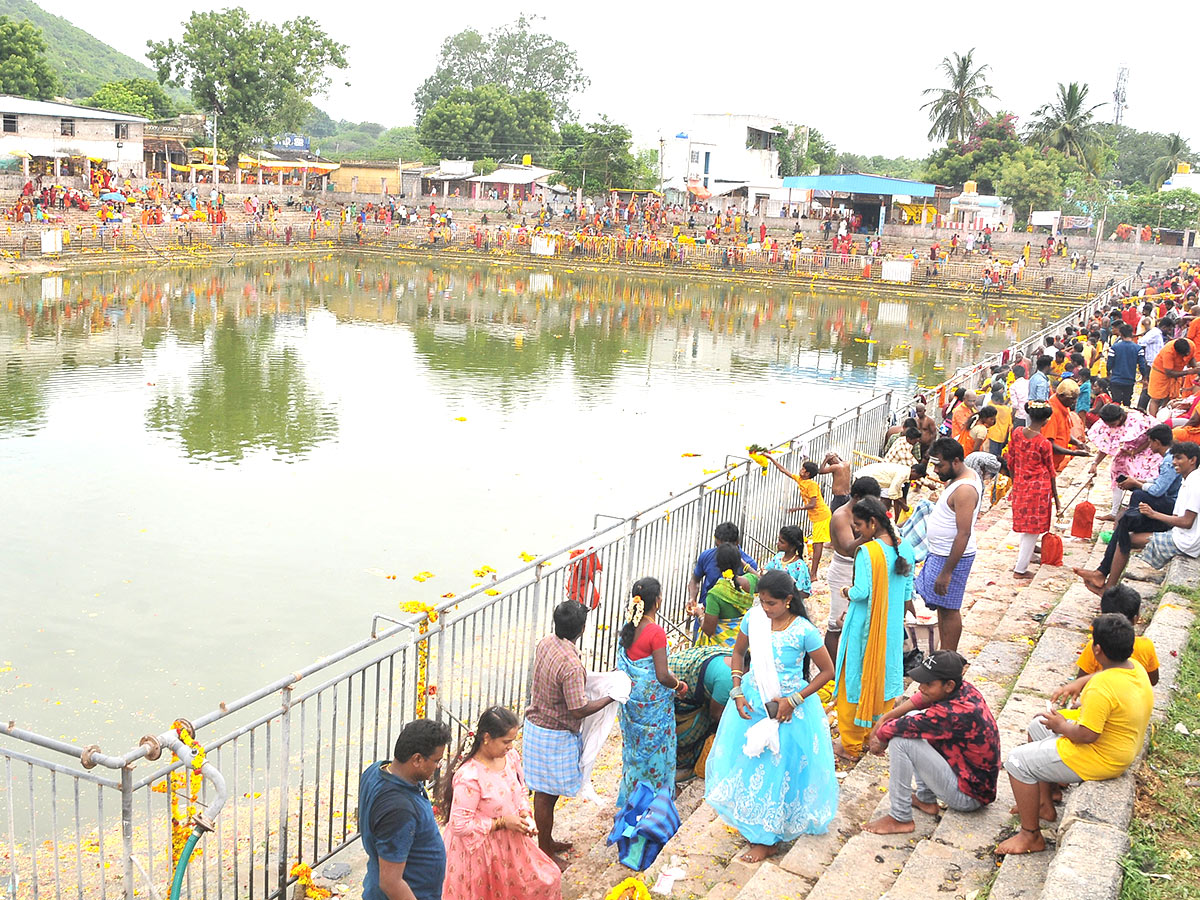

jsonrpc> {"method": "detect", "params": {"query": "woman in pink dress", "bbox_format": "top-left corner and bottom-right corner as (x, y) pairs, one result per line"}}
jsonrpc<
(440, 707), (561, 900)
(1087, 403), (1162, 520)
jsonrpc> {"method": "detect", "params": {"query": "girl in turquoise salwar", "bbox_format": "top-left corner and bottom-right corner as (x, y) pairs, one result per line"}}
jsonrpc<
(616, 577), (688, 808)
(705, 569), (839, 863)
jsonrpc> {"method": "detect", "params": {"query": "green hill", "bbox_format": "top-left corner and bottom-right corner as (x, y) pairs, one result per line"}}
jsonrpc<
(0, 0), (164, 98)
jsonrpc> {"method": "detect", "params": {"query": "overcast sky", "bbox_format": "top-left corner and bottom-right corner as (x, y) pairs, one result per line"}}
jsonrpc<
(40, 0), (1196, 159)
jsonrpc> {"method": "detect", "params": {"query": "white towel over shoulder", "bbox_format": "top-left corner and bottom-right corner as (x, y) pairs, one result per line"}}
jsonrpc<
(578, 670), (632, 804)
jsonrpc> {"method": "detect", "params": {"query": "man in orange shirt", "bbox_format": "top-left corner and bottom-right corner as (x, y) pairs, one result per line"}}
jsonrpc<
(1148, 338), (1200, 416)
(951, 391), (978, 441)
(1045, 381), (1090, 472)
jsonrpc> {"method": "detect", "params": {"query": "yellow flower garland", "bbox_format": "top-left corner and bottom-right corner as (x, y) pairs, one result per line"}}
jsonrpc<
(399, 601), (440, 717)
(290, 862), (332, 900)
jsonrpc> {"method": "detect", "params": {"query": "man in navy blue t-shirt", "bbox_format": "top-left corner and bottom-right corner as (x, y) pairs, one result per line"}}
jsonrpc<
(1107, 323), (1145, 406)
(687, 521), (758, 607)
(359, 719), (451, 900)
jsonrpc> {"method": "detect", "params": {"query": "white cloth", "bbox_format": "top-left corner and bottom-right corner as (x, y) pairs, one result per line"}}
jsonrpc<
(743, 606), (782, 758)
(577, 670), (632, 804)
(1170, 469), (1200, 557)
(924, 471), (982, 556)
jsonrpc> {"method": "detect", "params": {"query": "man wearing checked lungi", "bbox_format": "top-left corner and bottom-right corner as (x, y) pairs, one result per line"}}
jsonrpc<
(525, 600), (615, 862)
(914, 438), (982, 653)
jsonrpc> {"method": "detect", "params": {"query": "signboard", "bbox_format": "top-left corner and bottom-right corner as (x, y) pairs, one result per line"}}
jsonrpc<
(1060, 215), (1094, 230)
(145, 119), (206, 139)
(274, 134), (310, 151)
(1030, 210), (1061, 227)
(880, 259), (913, 283)
(39, 230), (62, 255)
(530, 235), (556, 256)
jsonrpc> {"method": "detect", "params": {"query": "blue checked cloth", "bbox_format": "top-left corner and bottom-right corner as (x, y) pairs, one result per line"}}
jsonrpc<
(522, 720), (583, 797)
(899, 500), (934, 562)
(915, 552), (976, 611)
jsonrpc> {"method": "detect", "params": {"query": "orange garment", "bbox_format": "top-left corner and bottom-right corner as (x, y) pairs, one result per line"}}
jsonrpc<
(1172, 424), (1200, 443)
(1045, 395), (1074, 472)
(1187, 318), (1200, 346)
(950, 403), (972, 438)
(1149, 340), (1195, 401)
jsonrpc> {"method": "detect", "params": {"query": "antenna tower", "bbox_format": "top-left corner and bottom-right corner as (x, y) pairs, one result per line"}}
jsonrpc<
(1113, 67), (1129, 126)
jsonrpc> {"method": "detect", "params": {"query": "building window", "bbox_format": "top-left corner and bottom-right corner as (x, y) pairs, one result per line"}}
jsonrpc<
(60, 118), (75, 137)
(690, 151), (700, 165)
(2, 114), (16, 133)
(114, 123), (128, 140)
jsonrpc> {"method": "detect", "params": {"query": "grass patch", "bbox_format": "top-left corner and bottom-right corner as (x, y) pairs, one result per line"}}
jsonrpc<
(1120, 591), (1200, 900)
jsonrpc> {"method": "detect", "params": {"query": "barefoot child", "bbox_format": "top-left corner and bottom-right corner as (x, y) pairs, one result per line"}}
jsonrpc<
(996, 614), (1153, 855)
(863, 650), (999, 834)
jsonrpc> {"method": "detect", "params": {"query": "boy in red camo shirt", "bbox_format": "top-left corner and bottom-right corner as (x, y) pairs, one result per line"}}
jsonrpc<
(863, 650), (1000, 834)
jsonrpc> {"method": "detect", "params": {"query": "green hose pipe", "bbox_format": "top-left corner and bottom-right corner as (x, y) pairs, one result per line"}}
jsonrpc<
(170, 829), (203, 900)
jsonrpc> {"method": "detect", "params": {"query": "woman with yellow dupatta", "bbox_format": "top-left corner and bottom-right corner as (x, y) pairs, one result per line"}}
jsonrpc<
(687, 543), (757, 647)
(833, 498), (915, 760)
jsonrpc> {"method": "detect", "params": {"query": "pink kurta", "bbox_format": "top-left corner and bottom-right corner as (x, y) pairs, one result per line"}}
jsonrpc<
(442, 751), (561, 900)
(1087, 410), (1161, 488)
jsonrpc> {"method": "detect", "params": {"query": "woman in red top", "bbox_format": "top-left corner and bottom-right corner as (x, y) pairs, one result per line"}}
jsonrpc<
(617, 577), (687, 807)
(1005, 402), (1062, 578)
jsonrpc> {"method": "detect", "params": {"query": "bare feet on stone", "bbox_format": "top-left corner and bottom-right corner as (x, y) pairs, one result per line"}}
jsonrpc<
(864, 814), (916, 834)
(740, 843), (779, 863)
(1009, 802), (1056, 822)
(1073, 567), (1107, 596)
(832, 739), (861, 763)
(911, 793), (941, 816)
(995, 827), (1047, 855)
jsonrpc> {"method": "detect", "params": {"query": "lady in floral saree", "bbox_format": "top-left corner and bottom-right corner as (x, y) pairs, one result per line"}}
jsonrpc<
(687, 542), (757, 647)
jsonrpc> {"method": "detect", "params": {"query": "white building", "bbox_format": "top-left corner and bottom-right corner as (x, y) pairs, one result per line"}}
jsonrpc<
(0, 96), (147, 180)
(661, 113), (790, 214)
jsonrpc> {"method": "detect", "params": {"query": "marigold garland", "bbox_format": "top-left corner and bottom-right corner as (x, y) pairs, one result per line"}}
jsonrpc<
(399, 601), (440, 717)
(165, 720), (206, 886)
(290, 862), (332, 900)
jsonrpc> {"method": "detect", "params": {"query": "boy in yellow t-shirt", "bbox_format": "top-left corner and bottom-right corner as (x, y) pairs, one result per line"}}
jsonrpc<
(1070, 584), (1159, 686)
(996, 614), (1153, 856)
(769, 457), (831, 575)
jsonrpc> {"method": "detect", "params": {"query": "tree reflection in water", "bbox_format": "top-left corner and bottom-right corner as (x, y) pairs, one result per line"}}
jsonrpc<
(0, 361), (47, 437)
(146, 312), (338, 462)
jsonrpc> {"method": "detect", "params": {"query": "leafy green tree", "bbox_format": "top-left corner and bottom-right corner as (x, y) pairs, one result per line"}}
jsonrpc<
(367, 126), (431, 162)
(924, 113), (1023, 192)
(632, 147), (659, 190)
(551, 117), (638, 190)
(990, 146), (1072, 223)
(414, 15), (588, 122)
(417, 84), (555, 161)
(85, 77), (174, 118)
(920, 49), (995, 143)
(1027, 82), (1106, 173)
(1108, 186), (1200, 230)
(303, 105), (337, 138)
(0, 15), (57, 99)
(775, 126), (838, 176)
(147, 8), (347, 164)
(1150, 133), (1193, 190)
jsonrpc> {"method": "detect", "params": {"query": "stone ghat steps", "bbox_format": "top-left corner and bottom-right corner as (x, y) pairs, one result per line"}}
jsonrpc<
(562, 460), (1102, 900)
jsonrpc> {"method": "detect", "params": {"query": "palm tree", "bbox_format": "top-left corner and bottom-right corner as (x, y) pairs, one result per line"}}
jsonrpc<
(1150, 133), (1192, 189)
(1027, 82), (1106, 173)
(921, 50), (995, 144)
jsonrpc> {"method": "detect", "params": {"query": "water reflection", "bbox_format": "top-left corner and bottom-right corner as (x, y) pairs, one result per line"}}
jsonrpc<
(0, 360), (46, 436)
(145, 313), (338, 462)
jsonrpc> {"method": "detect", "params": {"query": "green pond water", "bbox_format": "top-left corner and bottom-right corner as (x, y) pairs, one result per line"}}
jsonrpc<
(0, 255), (1056, 747)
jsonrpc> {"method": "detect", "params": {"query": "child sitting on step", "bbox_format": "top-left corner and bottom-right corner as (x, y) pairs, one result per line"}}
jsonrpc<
(996, 614), (1153, 855)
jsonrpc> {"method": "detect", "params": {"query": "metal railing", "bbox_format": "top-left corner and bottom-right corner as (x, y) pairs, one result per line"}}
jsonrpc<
(0, 272), (1132, 900)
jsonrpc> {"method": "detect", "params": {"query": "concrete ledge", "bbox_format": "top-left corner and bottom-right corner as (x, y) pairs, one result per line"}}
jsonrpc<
(1038, 821), (1128, 900)
(1164, 554), (1200, 589)
(1059, 771), (1134, 833)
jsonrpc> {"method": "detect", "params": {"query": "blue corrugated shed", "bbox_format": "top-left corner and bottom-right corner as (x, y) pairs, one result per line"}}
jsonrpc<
(780, 173), (937, 197)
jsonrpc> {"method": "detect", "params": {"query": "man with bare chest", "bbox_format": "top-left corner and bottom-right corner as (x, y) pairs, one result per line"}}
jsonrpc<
(824, 475), (882, 660)
(820, 452), (854, 512)
(914, 405), (937, 460)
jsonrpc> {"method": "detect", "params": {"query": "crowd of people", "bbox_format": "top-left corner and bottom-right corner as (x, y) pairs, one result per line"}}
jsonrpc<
(340, 266), (1200, 899)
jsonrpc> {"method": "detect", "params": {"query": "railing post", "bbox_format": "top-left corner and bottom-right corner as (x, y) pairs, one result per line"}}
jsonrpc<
(624, 515), (640, 592)
(121, 766), (134, 900)
(276, 685), (293, 897)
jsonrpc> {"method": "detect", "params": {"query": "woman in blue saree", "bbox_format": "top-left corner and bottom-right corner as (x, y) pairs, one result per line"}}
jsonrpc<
(616, 576), (688, 808)
(705, 569), (839, 862)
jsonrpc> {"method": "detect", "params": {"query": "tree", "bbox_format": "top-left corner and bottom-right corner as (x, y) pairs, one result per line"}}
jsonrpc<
(775, 126), (838, 176)
(924, 113), (1023, 193)
(1150, 133), (1193, 190)
(0, 15), (58, 99)
(990, 146), (1073, 224)
(414, 15), (589, 122)
(85, 78), (174, 118)
(921, 49), (995, 143)
(303, 105), (337, 138)
(417, 85), (555, 162)
(551, 117), (638, 191)
(147, 8), (347, 164)
(1027, 82), (1106, 173)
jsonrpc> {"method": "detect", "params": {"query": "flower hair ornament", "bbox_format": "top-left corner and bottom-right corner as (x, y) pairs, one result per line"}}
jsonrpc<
(721, 568), (734, 580)
(626, 595), (644, 624)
